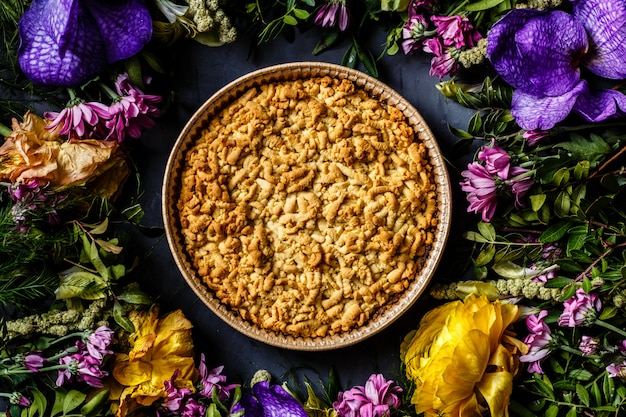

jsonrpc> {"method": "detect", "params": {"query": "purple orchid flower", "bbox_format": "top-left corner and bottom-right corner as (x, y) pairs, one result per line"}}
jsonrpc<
(237, 381), (308, 417)
(18, 0), (152, 87)
(486, 0), (626, 130)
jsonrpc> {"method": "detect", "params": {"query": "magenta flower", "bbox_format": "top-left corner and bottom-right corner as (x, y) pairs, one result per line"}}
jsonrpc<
(422, 37), (459, 78)
(478, 142), (511, 178)
(486, 0), (626, 130)
(401, 12), (432, 55)
(85, 325), (115, 361)
(57, 352), (108, 388)
(9, 392), (31, 407)
(522, 129), (549, 146)
(18, 0), (152, 87)
(198, 354), (238, 399)
(160, 370), (194, 414)
(180, 398), (206, 417)
(431, 15), (480, 49)
(314, 0), (349, 31)
(333, 374), (403, 417)
(519, 310), (553, 374)
(45, 100), (110, 139)
(460, 162), (499, 222)
(579, 335), (600, 356)
(104, 73), (162, 142)
(23, 353), (45, 372)
(8, 180), (66, 232)
(558, 288), (602, 327)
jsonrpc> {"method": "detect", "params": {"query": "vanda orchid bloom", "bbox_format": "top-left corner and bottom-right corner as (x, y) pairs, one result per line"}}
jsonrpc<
(486, 0), (626, 130)
(18, 0), (152, 87)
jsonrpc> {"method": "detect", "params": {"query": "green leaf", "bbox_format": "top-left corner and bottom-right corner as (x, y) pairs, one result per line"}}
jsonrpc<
(63, 390), (86, 414)
(449, 126), (474, 139)
(539, 221), (572, 243)
(477, 221), (496, 241)
(465, 0), (504, 12)
(545, 404), (559, 417)
(577, 383), (590, 406)
(114, 300), (135, 333)
(467, 112), (483, 136)
(599, 305), (618, 320)
(464, 231), (488, 243)
(56, 271), (107, 300)
(355, 42), (378, 77)
(292, 8), (310, 19)
(341, 44), (358, 68)
(555, 189), (572, 217)
(569, 369), (594, 381)
(88, 218), (109, 235)
(95, 238), (123, 255)
(491, 260), (528, 279)
(543, 277), (574, 288)
(80, 390), (109, 416)
(565, 407), (577, 417)
(29, 389), (47, 417)
(313, 29), (341, 55)
(475, 244), (496, 267)
(552, 167), (570, 187)
(557, 133), (612, 165)
(117, 288), (153, 305)
(530, 193), (547, 212)
(88, 240), (109, 280)
(591, 381), (602, 407)
(603, 372), (615, 403)
(108, 264), (126, 280)
(283, 14), (298, 25)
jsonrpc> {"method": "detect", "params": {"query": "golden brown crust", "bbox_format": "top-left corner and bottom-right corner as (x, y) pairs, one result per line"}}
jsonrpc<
(178, 76), (437, 338)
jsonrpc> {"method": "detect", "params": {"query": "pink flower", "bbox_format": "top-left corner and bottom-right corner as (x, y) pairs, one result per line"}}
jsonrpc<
(160, 370), (194, 413)
(181, 398), (206, 417)
(431, 15), (471, 48)
(522, 129), (549, 146)
(423, 37), (459, 77)
(478, 142), (511, 178)
(86, 325), (115, 360)
(104, 73), (162, 142)
(45, 101), (110, 139)
(314, 0), (349, 31)
(333, 374), (402, 417)
(579, 335), (600, 356)
(9, 392), (31, 407)
(56, 340), (109, 388)
(509, 166), (534, 208)
(558, 288), (602, 327)
(23, 353), (45, 372)
(460, 162), (499, 222)
(402, 13), (431, 54)
(607, 361), (626, 378)
(198, 354), (238, 399)
(519, 310), (553, 374)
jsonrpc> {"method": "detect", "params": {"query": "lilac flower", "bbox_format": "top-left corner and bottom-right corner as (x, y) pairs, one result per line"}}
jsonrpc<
(558, 288), (602, 327)
(579, 335), (600, 356)
(23, 353), (45, 372)
(180, 398), (206, 417)
(314, 0), (350, 32)
(333, 374), (403, 417)
(45, 100), (110, 139)
(198, 354), (238, 399)
(486, 0), (626, 130)
(238, 381), (308, 417)
(460, 162), (499, 222)
(7, 180), (66, 232)
(57, 352), (108, 388)
(85, 325), (115, 361)
(18, 0), (152, 87)
(520, 310), (553, 374)
(607, 361), (626, 378)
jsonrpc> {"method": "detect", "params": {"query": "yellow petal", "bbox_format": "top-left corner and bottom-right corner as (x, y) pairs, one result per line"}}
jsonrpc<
(112, 356), (152, 387)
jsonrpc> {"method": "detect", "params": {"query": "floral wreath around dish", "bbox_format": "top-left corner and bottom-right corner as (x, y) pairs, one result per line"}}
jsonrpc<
(1, 0), (626, 416)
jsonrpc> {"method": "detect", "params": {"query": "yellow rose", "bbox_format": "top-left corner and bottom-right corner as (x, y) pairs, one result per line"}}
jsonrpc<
(400, 294), (527, 417)
(111, 306), (197, 417)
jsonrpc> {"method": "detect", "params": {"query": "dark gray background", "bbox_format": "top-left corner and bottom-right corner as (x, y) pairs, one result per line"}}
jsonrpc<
(129, 27), (475, 391)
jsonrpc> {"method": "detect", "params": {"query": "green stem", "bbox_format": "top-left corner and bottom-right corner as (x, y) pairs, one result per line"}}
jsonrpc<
(595, 319), (626, 338)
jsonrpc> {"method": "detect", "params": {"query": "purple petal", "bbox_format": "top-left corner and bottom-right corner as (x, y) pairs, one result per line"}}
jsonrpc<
(83, 0), (152, 63)
(572, 0), (626, 79)
(573, 88), (626, 122)
(487, 9), (587, 96)
(253, 382), (308, 417)
(511, 80), (587, 130)
(18, 0), (107, 86)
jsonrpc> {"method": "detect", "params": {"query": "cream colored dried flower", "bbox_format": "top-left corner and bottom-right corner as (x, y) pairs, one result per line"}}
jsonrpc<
(185, 0), (237, 46)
